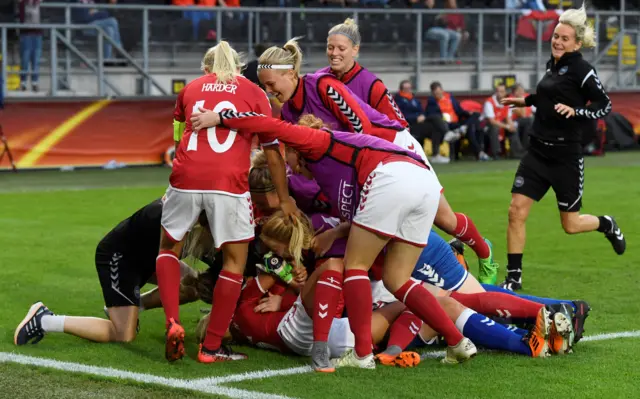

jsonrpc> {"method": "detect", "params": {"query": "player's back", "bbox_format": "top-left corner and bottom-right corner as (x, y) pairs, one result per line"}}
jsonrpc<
(102, 199), (162, 265)
(171, 74), (269, 195)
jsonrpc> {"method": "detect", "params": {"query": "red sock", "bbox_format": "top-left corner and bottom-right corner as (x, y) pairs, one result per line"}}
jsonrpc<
(450, 291), (543, 320)
(452, 213), (490, 259)
(343, 269), (373, 357)
(394, 280), (463, 346)
(156, 250), (181, 327)
(387, 311), (423, 350)
(313, 270), (343, 342)
(203, 270), (243, 351)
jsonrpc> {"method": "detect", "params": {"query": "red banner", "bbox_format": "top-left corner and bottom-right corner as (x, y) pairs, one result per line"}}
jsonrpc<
(1, 93), (638, 170)
(0, 100), (175, 170)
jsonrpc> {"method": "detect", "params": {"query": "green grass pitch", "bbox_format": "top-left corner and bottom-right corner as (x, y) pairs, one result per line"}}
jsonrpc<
(1, 153), (639, 398)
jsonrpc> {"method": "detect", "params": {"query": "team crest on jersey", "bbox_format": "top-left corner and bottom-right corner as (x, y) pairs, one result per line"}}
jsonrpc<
(559, 66), (568, 75)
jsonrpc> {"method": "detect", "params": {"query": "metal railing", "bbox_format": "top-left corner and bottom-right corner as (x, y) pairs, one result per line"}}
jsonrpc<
(1, 22), (167, 97)
(2, 5), (640, 97)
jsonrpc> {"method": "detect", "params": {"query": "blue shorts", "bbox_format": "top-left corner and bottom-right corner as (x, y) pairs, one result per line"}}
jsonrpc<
(411, 230), (468, 291)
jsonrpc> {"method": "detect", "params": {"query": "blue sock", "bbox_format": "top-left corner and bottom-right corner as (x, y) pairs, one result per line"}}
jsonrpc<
(457, 309), (531, 356)
(505, 324), (529, 337)
(481, 284), (576, 312)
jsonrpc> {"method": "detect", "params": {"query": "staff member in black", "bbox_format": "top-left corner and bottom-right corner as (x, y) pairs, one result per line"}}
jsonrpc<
(499, 4), (625, 291)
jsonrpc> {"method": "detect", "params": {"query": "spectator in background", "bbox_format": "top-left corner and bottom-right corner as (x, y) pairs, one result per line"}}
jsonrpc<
(394, 79), (457, 164)
(426, 81), (490, 161)
(174, 0), (214, 41)
(72, 0), (123, 63)
(18, 0), (42, 92)
(243, 43), (267, 88)
(505, 0), (546, 11)
(483, 83), (525, 158)
(509, 83), (534, 150)
(424, 0), (461, 63)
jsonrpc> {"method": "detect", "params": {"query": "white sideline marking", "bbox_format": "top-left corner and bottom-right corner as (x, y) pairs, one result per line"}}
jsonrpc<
(580, 330), (640, 342)
(0, 352), (293, 399)
(1, 331), (639, 398)
(188, 365), (312, 385)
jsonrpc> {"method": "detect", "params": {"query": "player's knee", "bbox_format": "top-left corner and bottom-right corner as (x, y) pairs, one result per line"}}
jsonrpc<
(115, 327), (138, 343)
(382, 275), (404, 294)
(561, 218), (581, 235)
(508, 201), (529, 224)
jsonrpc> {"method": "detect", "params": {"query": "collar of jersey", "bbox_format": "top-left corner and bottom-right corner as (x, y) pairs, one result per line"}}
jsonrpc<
(339, 62), (362, 84)
(548, 51), (582, 70)
(290, 77), (305, 111)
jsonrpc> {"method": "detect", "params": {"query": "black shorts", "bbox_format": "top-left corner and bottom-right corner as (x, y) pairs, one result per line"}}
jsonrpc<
(511, 150), (584, 212)
(95, 244), (154, 308)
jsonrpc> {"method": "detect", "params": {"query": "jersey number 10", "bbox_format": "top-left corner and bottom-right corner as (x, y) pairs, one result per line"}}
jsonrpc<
(187, 100), (238, 153)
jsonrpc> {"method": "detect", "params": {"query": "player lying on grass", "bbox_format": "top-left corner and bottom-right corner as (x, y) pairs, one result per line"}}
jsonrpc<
(190, 212), (575, 367)
(14, 199), (207, 346)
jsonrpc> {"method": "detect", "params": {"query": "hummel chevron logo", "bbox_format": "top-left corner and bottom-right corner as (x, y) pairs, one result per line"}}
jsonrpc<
(615, 229), (624, 240)
(110, 267), (118, 273)
(319, 303), (328, 311)
(318, 312), (328, 319)
(481, 317), (495, 326)
(386, 92), (405, 120)
(326, 86), (363, 133)
(496, 309), (512, 318)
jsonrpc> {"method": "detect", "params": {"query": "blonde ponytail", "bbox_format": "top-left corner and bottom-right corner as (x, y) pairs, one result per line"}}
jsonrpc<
(258, 37), (304, 75)
(328, 18), (361, 46)
(201, 41), (244, 83)
(559, 3), (596, 48)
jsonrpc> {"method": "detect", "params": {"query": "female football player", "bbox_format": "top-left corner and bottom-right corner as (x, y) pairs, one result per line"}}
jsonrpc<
(14, 199), (205, 346)
(158, 40), (300, 364)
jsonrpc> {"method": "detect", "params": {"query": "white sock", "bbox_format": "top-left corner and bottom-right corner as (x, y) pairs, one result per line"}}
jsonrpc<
(41, 315), (65, 333)
(454, 308), (476, 334)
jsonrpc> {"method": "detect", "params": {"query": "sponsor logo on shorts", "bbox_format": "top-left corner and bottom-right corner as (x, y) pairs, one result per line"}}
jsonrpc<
(514, 176), (524, 188)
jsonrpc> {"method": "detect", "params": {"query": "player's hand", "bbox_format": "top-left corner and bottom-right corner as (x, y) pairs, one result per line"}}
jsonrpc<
(292, 266), (307, 284)
(311, 229), (337, 257)
(254, 292), (283, 313)
(555, 103), (576, 118)
(280, 197), (301, 224)
(500, 97), (526, 108)
(190, 107), (220, 130)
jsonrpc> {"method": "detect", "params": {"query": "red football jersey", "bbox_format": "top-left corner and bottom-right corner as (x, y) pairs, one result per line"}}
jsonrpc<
(230, 278), (290, 353)
(170, 74), (274, 194)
